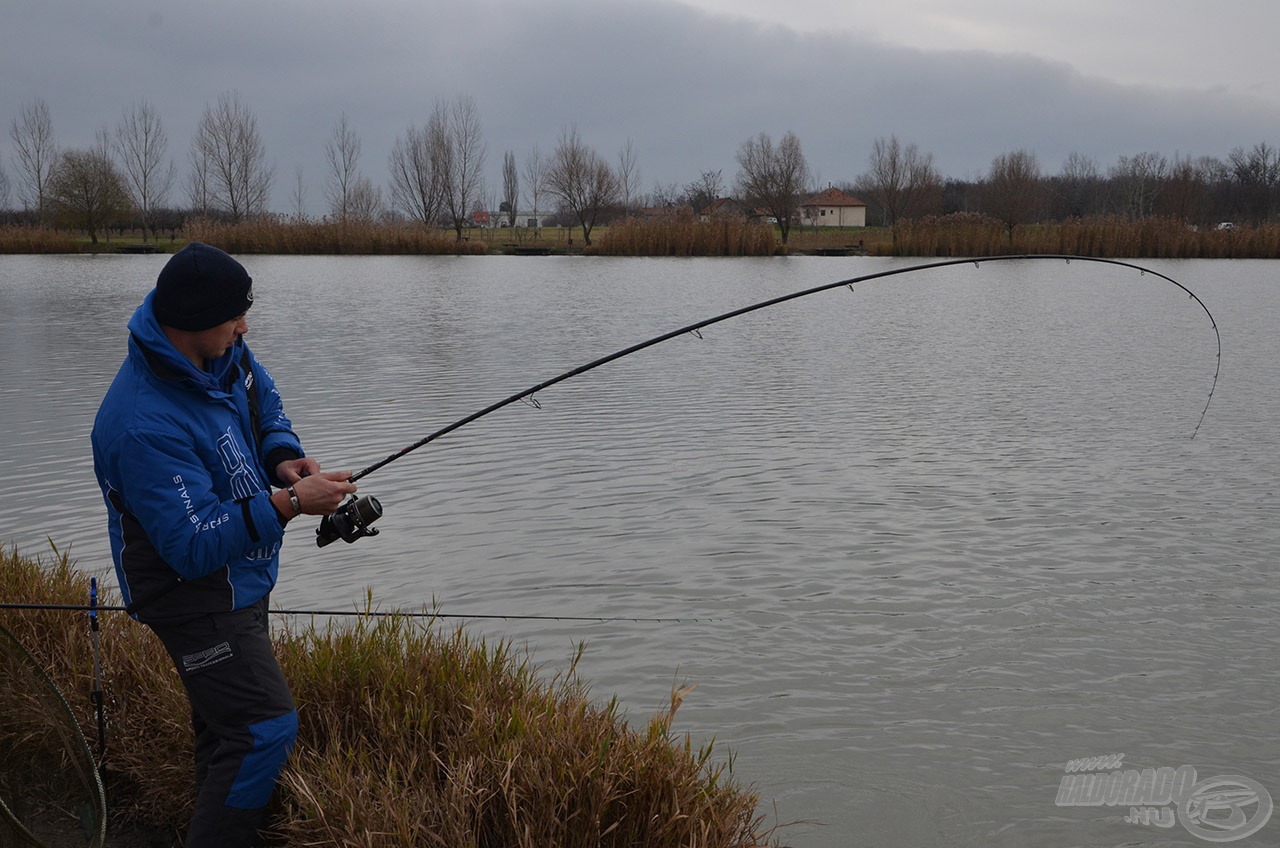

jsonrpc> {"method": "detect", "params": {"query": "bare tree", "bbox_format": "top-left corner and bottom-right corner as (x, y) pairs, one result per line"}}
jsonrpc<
(388, 107), (450, 227)
(1194, 155), (1234, 223)
(186, 143), (213, 216)
(92, 126), (114, 169)
(1158, 154), (1209, 223)
(477, 182), (498, 228)
(190, 91), (274, 221)
(9, 97), (58, 219)
(441, 95), (487, 241)
(648, 180), (683, 209)
(683, 169), (723, 215)
(546, 125), (619, 246)
(1227, 142), (1280, 222)
(115, 101), (175, 240)
(1109, 152), (1168, 220)
(982, 149), (1045, 234)
(0, 161), (10, 210)
(290, 165), (308, 221)
(854, 135), (941, 228)
(502, 150), (519, 227)
(48, 148), (130, 244)
(617, 138), (640, 215)
(1052, 151), (1103, 218)
(91, 125), (124, 234)
(347, 176), (383, 222)
(324, 113), (363, 220)
(735, 131), (811, 244)
(522, 146), (546, 233)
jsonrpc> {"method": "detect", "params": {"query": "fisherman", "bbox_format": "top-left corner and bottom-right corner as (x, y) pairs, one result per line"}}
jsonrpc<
(91, 242), (355, 847)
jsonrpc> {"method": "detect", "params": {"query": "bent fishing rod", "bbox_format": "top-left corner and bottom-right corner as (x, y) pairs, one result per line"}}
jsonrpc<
(320, 254), (1221, 546)
(0, 257), (1220, 624)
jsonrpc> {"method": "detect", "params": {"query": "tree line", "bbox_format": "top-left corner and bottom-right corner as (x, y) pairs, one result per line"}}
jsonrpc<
(856, 142), (1280, 235)
(5, 92), (1279, 246)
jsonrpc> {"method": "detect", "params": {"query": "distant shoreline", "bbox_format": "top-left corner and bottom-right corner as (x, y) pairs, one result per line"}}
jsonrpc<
(2, 216), (1277, 259)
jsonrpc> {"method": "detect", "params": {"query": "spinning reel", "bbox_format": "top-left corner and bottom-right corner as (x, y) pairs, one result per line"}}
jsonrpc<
(316, 494), (383, 547)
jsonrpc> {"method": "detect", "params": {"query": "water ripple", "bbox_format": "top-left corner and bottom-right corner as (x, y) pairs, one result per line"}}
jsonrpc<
(2, 256), (1276, 847)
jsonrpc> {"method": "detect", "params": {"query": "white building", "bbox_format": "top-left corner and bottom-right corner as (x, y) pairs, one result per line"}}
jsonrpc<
(471, 210), (552, 228)
(800, 188), (867, 227)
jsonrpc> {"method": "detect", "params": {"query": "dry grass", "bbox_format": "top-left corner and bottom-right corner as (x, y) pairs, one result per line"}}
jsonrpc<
(888, 214), (1280, 258)
(0, 547), (785, 847)
(185, 218), (488, 255)
(9, 215), (1277, 258)
(0, 546), (191, 834)
(593, 216), (780, 256)
(0, 225), (82, 253)
(473, 225), (579, 249)
(787, 226), (891, 253)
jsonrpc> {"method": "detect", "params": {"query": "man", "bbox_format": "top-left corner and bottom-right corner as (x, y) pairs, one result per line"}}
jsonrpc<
(91, 242), (355, 847)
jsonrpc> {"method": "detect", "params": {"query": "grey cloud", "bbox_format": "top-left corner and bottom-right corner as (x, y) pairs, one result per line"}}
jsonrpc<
(4, 0), (1277, 213)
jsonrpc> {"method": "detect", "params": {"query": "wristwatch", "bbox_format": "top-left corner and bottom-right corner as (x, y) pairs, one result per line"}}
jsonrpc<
(287, 486), (301, 517)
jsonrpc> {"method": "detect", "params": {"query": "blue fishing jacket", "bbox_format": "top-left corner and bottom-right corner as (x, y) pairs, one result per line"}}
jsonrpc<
(92, 292), (304, 623)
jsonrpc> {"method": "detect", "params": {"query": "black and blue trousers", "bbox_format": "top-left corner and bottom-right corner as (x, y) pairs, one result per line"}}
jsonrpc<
(149, 596), (297, 848)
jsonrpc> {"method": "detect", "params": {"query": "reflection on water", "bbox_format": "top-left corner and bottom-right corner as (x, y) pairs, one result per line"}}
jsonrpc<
(1, 255), (1278, 847)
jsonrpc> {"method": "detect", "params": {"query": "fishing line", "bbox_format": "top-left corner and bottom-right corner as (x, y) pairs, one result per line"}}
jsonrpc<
(350, 254), (1221, 487)
(0, 602), (712, 624)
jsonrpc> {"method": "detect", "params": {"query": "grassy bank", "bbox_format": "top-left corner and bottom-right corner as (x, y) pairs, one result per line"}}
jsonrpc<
(185, 218), (488, 255)
(8, 215), (1274, 258)
(0, 547), (783, 847)
(888, 213), (1280, 258)
(0, 225), (83, 253)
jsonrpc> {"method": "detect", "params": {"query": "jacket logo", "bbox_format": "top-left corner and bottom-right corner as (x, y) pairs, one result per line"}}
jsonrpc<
(173, 474), (194, 517)
(218, 428), (261, 502)
(217, 427), (275, 561)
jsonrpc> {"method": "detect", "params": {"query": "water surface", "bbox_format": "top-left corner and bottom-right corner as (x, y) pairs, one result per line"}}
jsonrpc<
(1, 254), (1277, 846)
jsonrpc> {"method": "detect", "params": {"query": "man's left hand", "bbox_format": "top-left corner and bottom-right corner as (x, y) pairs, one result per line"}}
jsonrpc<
(276, 457), (322, 484)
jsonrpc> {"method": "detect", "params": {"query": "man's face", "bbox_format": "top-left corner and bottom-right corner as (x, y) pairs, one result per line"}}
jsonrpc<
(193, 312), (248, 361)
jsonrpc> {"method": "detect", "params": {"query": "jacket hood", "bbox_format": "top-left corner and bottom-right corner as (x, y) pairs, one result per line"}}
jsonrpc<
(128, 290), (241, 393)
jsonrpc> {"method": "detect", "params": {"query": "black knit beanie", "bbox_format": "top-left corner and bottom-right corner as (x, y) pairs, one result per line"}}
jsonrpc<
(152, 242), (254, 331)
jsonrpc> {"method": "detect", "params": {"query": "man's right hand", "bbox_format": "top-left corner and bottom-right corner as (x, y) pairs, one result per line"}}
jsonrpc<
(284, 471), (357, 517)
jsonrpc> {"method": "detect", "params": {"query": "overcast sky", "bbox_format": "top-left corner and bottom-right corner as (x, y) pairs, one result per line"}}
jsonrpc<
(4, 0), (1278, 213)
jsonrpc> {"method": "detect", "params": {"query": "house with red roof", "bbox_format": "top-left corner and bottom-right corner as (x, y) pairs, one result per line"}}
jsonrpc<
(699, 197), (782, 224)
(699, 197), (751, 221)
(801, 187), (867, 227)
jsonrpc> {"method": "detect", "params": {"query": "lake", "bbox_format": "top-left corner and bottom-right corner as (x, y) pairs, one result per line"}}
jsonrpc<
(1, 253), (1277, 846)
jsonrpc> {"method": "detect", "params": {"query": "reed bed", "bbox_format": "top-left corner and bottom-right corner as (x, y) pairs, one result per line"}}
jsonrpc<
(0, 546), (784, 847)
(594, 217), (779, 257)
(185, 218), (488, 255)
(9, 216), (1280, 258)
(0, 225), (82, 253)
(889, 214), (1280, 258)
